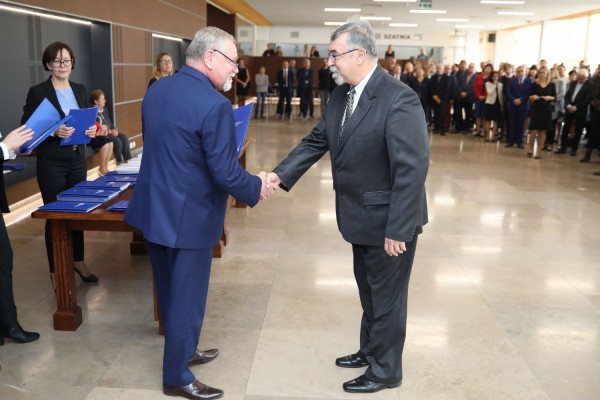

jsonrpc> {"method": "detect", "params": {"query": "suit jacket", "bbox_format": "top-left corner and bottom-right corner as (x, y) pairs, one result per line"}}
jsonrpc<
(430, 73), (456, 102)
(458, 72), (477, 102)
(484, 82), (503, 106)
(273, 66), (429, 245)
(507, 77), (533, 110)
(21, 77), (89, 157)
(297, 68), (314, 91)
(564, 79), (596, 116)
(408, 77), (430, 109)
(277, 68), (295, 95)
(1, 152), (9, 213)
(124, 65), (261, 249)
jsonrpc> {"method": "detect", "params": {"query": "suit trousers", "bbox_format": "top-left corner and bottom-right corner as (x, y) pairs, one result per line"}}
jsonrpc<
(0, 213), (18, 326)
(36, 154), (87, 273)
(147, 241), (213, 387)
(433, 101), (447, 132)
(586, 108), (600, 151)
(319, 90), (330, 117)
(277, 88), (292, 116)
(454, 98), (473, 131)
(352, 235), (418, 384)
(508, 105), (528, 146)
(299, 87), (314, 117)
(560, 111), (587, 152)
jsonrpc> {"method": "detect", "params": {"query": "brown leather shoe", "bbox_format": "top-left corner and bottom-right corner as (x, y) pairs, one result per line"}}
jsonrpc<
(163, 380), (223, 399)
(188, 349), (219, 366)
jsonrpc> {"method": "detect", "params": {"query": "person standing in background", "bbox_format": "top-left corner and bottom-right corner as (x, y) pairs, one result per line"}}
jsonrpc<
(276, 60), (294, 119)
(309, 45), (320, 58)
(384, 44), (395, 59)
(148, 52), (174, 88)
(21, 41), (98, 283)
(235, 58), (251, 108)
(527, 67), (555, 158)
(506, 65), (532, 148)
(483, 70), (503, 142)
(254, 66), (269, 119)
(318, 59), (331, 117)
(297, 59), (315, 119)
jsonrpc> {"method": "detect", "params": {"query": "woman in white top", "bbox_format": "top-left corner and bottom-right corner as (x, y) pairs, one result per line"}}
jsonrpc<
(483, 71), (503, 142)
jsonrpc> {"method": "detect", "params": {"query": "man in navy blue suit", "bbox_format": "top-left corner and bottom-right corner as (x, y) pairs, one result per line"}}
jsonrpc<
(276, 60), (294, 119)
(297, 58), (315, 119)
(506, 65), (531, 148)
(125, 27), (271, 400)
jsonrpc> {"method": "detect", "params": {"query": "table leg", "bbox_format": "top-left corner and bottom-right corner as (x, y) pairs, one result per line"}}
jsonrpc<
(130, 230), (147, 255)
(51, 220), (82, 331)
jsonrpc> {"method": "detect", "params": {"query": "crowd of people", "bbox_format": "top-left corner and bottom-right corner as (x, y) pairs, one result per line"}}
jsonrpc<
(383, 57), (600, 173)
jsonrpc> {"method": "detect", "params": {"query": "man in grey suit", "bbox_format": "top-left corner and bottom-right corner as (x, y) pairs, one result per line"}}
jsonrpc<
(266, 19), (429, 393)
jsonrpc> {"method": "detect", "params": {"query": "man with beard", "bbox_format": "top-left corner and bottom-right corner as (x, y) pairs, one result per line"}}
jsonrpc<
(265, 18), (429, 393)
(125, 27), (272, 400)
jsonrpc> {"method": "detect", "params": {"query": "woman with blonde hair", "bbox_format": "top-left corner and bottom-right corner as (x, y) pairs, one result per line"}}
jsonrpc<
(527, 67), (556, 158)
(148, 52), (173, 88)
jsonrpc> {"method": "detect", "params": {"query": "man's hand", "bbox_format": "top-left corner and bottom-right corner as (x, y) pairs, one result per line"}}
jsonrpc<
(384, 238), (406, 257)
(55, 124), (75, 138)
(513, 98), (522, 106)
(2, 125), (34, 153)
(257, 171), (276, 200)
(265, 172), (281, 189)
(85, 124), (98, 138)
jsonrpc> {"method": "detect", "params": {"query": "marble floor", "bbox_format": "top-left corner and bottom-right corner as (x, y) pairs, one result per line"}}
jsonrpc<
(2, 118), (600, 400)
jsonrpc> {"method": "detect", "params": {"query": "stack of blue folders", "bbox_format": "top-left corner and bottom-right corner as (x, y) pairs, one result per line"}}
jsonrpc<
(107, 200), (129, 211)
(57, 187), (120, 203)
(96, 174), (137, 184)
(37, 201), (102, 213)
(75, 180), (131, 191)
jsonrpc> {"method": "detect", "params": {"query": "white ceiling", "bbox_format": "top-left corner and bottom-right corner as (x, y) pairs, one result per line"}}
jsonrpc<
(246, 0), (600, 32)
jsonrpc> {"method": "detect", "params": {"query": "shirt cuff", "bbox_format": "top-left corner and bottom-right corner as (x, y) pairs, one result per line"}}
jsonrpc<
(1, 142), (16, 160)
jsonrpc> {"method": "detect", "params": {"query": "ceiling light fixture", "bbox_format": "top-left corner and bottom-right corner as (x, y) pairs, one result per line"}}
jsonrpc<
(409, 9), (447, 14)
(455, 24), (485, 29)
(0, 4), (91, 25)
(437, 18), (469, 22)
(497, 11), (534, 15)
(152, 33), (182, 42)
(324, 21), (345, 26)
(359, 16), (392, 21)
(324, 8), (361, 12)
(481, 1), (525, 4)
(389, 23), (418, 27)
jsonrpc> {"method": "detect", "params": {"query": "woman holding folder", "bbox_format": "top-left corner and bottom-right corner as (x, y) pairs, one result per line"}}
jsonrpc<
(21, 42), (99, 283)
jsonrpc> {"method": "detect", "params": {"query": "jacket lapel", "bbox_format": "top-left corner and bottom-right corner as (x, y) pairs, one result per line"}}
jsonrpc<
(336, 67), (382, 156)
(42, 78), (65, 118)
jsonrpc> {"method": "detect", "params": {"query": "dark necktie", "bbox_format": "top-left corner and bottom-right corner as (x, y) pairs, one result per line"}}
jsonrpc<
(339, 86), (356, 140)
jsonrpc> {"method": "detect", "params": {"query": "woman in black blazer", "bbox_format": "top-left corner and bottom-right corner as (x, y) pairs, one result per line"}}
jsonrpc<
(21, 42), (98, 283)
(1, 125), (40, 344)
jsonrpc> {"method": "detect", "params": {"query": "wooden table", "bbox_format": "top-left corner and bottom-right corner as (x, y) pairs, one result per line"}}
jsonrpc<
(31, 141), (252, 331)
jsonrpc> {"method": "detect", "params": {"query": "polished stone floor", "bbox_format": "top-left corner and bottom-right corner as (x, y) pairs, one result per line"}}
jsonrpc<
(2, 118), (600, 400)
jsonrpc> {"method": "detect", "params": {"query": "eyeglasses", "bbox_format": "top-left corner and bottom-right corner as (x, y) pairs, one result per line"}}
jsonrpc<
(160, 60), (172, 65)
(327, 48), (359, 62)
(212, 49), (238, 69)
(50, 59), (73, 68)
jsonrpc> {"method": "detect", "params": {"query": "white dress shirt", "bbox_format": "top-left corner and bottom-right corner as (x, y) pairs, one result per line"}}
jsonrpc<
(0, 132), (16, 161)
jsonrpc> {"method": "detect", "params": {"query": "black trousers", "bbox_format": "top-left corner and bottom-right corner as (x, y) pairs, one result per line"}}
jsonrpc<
(559, 111), (587, 152)
(277, 88), (292, 116)
(299, 87), (314, 117)
(433, 101), (447, 132)
(0, 213), (17, 326)
(586, 108), (600, 151)
(109, 133), (132, 163)
(352, 235), (418, 384)
(36, 154), (87, 273)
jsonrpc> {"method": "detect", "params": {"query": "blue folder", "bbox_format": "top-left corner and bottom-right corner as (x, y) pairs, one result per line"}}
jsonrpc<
(233, 102), (253, 155)
(107, 201), (129, 211)
(96, 175), (137, 183)
(2, 162), (26, 171)
(38, 201), (102, 213)
(19, 98), (72, 153)
(75, 180), (131, 191)
(60, 107), (99, 146)
(57, 187), (120, 203)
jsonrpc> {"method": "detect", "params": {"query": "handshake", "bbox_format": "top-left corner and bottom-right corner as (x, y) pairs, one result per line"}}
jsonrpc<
(257, 172), (281, 201)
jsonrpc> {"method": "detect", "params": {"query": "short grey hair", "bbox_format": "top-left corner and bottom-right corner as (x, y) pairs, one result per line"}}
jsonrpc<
(186, 27), (236, 62)
(330, 19), (378, 58)
(578, 67), (590, 78)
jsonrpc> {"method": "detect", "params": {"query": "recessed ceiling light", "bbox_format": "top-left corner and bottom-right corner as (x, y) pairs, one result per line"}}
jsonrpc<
(481, 1), (525, 4)
(456, 24), (485, 29)
(324, 8), (361, 12)
(359, 16), (392, 21)
(324, 21), (345, 26)
(409, 9), (447, 14)
(389, 23), (418, 27)
(497, 11), (534, 15)
(437, 18), (469, 22)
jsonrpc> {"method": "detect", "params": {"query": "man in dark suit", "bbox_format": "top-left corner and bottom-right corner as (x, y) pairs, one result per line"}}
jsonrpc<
(125, 27), (271, 400)
(455, 62), (477, 132)
(297, 58), (315, 119)
(506, 65), (532, 147)
(555, 68), (596, 156)
(1, 125), (40, 346)
(266, 20), (429, 394)
(276, 60), (294, 119)
(430, 64), (456, 135)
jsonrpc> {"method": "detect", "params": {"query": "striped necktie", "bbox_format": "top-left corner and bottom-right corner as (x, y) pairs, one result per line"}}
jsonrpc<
(339, 86), (356, 140)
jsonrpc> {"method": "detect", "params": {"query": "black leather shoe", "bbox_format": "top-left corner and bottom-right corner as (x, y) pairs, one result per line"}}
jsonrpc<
(2, 324), (40, 344)
(504, 143), (514, 148)
(554, 148), (566, 154)
(163, 380), (223, 399)
(343, 375), (402, 393)
(335, 353), (368, 368)
(188, 349), (219, 366)
(74, 267), (99, 283)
